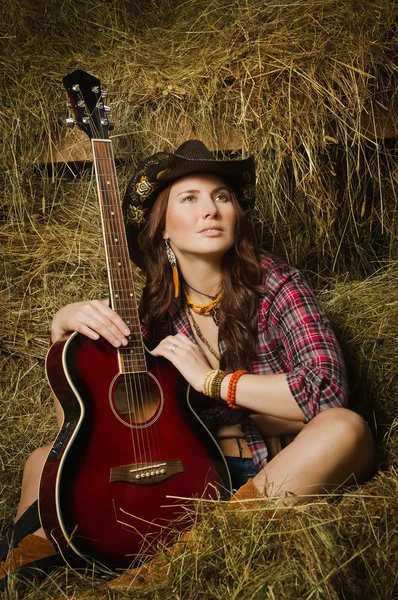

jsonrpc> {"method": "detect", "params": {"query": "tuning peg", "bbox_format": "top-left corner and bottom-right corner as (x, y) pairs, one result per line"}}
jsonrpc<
(91, 85), (100, 93)
(96, 102), (110, 112)
(101, 118), (109, 126)
(66, 118), (75, 127)
(101, 90), (107, 97)
(78, 100), (85, 108)
(72, 84), (80, 91)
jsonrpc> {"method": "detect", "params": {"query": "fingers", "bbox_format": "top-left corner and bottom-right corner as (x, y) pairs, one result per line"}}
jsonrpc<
(152, 334), (211, 392)
(169, 333), (197, 350)
(91, 300), (131, 335)
(51, 300), (131, 348)
(75, 301), (130, 347)
(153, 334), (196, 357)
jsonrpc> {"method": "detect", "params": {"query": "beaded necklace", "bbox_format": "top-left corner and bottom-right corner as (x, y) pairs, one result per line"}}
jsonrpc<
(184, 290), (221, 326)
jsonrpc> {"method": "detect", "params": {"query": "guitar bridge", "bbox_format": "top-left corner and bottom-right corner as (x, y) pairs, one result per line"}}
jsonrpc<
(110, 459), (184, 485)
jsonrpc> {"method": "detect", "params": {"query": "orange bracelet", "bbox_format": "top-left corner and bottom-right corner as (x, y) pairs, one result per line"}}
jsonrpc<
(226, 369), (248, 409)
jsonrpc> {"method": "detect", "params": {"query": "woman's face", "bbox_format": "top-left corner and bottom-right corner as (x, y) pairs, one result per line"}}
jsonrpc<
(162, 173), (237, 262)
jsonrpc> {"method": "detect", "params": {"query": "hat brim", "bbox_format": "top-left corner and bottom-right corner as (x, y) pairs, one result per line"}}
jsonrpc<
(154, 155), (255, 197)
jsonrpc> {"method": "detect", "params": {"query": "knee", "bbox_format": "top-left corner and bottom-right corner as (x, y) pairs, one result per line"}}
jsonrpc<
(307, 408), (375, 483)
(311, 408), (375, 461)
(311, 407), (369, 439)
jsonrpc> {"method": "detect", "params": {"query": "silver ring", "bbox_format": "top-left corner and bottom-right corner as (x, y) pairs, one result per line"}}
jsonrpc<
(170, 343), (177, 353)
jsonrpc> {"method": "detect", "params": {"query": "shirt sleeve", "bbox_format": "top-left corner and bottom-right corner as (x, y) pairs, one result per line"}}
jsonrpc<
(266, 264), (348, 422)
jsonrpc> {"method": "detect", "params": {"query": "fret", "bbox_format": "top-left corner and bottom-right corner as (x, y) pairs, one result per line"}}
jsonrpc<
(120, 346), (146, 353)
(106, 270), (135, 275)
(119, 346), (147, 355)
(92, 138), (146, 373)
(100, 217), (126, 224)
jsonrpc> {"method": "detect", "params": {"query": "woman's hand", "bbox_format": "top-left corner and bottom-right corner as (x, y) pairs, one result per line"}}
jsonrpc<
(51, 299), (130, 348)
(152, 333), (211, 392)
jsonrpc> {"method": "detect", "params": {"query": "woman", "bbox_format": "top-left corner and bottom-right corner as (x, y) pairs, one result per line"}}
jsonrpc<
(1, 140), (375, 583)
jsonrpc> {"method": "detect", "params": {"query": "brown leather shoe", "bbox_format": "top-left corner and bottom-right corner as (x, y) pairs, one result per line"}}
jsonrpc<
(99, 479), (264, 592)
(228, 477), (264, 507)
(0, 534), (57, 581)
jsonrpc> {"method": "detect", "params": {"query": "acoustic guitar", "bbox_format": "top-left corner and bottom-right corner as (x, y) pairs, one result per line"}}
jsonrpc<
(39, 69), (231, 573)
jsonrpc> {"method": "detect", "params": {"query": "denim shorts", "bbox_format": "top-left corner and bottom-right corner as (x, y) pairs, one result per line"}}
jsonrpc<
(225, 456), (260, 491)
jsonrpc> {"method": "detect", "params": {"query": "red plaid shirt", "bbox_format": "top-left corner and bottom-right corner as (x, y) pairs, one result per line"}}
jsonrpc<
(141, 256), (348, 468)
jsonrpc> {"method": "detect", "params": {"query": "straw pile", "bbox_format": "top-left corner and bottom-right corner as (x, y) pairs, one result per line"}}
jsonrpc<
(1, 0), (397, 597)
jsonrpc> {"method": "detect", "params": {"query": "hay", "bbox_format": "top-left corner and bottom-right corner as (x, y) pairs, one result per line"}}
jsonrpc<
(317, 263), (398, 438)
(4, 478), (398, 599)
(2, 0), (398, 274)
(1, 0), (398, 597)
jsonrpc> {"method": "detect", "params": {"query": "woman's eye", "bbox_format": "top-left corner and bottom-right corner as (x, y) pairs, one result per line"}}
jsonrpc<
(182, 195), (195, 202)
(215, 193), (229, 202)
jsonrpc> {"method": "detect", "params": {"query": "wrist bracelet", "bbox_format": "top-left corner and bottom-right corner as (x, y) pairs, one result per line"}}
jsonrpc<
(226, 370), (248, 409)
(202, 369), (230, 399)
(211, 370), (229, 399)
(202, 370), (216, 397)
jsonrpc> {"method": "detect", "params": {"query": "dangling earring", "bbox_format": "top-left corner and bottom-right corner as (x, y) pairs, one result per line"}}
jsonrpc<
(165, 239), (180, 298)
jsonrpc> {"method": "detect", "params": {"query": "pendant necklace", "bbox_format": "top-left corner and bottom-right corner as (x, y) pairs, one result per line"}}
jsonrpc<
(185, 282), (219, 300)
(186, 305), (221, 361)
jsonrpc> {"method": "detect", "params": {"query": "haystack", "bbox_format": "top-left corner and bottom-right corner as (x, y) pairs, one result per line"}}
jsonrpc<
(1, 0), (397, 598)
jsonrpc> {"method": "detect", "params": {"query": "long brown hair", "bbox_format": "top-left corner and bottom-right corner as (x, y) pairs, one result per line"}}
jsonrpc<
(139, 182), (265, 371)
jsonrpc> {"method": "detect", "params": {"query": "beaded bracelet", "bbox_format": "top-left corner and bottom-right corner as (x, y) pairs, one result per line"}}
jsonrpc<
(226, 369), (248, 409)
(202, 369), (229, 399)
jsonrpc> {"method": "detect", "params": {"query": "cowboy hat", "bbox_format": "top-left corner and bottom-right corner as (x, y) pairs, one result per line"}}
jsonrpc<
(123, 140), (256, 268)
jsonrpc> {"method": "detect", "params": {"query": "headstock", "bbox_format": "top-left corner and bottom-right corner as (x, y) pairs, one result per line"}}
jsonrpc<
(63, 70), (110, 140)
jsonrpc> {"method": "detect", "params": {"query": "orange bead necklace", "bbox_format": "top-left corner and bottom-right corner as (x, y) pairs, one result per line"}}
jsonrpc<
(184, 290), (222, 326)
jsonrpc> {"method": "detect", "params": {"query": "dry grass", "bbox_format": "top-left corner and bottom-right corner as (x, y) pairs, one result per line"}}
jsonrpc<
(3, 477), (398, 599)
(317, 263), (398, 439)
(1, 0), (398, 598)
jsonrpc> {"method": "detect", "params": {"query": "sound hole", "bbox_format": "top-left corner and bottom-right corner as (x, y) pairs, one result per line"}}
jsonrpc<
(111, 373), (162, 428)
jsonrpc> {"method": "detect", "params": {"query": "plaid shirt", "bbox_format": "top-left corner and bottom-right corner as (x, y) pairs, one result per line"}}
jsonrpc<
(141, 256), (348, 468)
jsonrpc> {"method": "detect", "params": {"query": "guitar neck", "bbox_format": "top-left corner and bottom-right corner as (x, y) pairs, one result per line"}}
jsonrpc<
(92, 139), (146, 374)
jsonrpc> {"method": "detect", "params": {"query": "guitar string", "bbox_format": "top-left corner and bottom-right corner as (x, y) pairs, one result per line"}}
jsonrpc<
(105, 144), (152, 469)
(99, 142), (149, 466)
(97, 116), (160, 467)
(100, 141), (160, 469)
(94, 142), (143, 465)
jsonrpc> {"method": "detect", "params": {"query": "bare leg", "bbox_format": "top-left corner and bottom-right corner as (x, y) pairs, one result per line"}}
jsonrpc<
(253, 408), (375, 501)
(14, 444), (53, 538)
(12, 395), (63, 537)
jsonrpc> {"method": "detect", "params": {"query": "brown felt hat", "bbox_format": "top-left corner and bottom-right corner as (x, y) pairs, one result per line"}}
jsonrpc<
(123, 140), (256, 268)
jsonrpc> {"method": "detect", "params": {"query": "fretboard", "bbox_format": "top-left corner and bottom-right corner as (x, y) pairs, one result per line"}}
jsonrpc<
(92, 138), (147, 374)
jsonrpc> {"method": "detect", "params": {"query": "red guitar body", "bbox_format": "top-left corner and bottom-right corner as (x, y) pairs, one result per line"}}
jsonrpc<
(39, 333), (231, 572)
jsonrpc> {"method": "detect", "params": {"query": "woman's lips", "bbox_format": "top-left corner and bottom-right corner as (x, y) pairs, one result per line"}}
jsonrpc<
(198, 227), (223, 235)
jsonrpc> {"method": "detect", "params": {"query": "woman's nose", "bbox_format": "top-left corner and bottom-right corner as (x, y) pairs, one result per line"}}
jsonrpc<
(201, 197), (218, 219)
